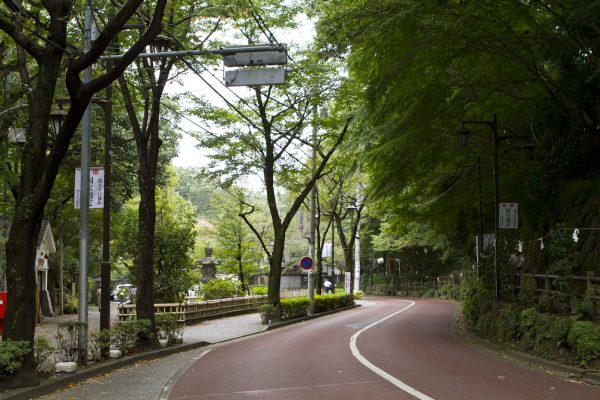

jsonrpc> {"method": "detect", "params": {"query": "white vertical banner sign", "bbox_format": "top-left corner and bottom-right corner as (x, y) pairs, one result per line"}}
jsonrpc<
(345, 272), (351, 293)
(322, 241), (332, 257)
(499, 202), (518, 229)
(75, 167), (105, 209)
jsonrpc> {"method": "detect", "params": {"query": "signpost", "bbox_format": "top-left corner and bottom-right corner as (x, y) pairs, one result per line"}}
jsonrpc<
(499, 202), (518, 229)
(345, 272), (351, 293)
(75, 167), (105, 209)
(300, 256), (314, 271)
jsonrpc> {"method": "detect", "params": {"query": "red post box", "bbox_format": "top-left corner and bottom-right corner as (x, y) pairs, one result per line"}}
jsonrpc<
(0, 291), (7, 336)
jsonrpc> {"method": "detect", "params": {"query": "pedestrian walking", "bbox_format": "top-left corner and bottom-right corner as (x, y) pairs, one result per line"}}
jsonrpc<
(96, 286), (102, 311)
(324, 278), (333, 294)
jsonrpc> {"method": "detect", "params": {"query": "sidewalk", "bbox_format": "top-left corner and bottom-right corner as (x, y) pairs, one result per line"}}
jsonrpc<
(2, 304), (269, 400)
(35, 302), (266, 348)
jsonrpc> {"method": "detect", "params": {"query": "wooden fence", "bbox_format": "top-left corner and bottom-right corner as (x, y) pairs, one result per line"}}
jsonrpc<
(117, 295), (267, 324)
(371, 271), (600, 315)
(515, 271), (600, 307)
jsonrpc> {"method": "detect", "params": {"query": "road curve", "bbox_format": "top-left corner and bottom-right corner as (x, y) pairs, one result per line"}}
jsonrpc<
(167, 298), (600, 400)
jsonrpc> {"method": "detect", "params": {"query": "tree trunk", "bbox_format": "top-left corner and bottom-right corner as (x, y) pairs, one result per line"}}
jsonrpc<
(3, 209), (41, 383)
(0, 0), (167, 380)
(135, 168), (157, 336)
(237, 245), (247, 295)
(267, 233), (285, 310)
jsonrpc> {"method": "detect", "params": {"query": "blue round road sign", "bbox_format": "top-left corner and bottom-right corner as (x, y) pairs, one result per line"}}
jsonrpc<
(300, 256), (314, 270)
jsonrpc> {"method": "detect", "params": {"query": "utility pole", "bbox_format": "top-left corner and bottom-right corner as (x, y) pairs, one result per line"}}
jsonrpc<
(331, 216), (335, 285)
(100, 46), (113, 332)
(78, 3), (92, 364)
(353, 183), (362, 292)
(308, 105), (318, 303)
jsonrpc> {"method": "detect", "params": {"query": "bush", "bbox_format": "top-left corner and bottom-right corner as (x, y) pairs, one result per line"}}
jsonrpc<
(0, 340), (29, 375)
(88, 330), (111, 361)
(252, 286), (268, 296)
(495, 305), (521, 341)
(353, 290), (363, 300)
(460, 279), (492, 327)
(34, 336), (55, 372)
(314, 292), (353, 313)
(203, 280), (234, 300)
(518, 275), (537, 306)
(567, 321), (600, 367)
(156, 313), (184, 343)
(111, 319), (152, 355)
(63, 293), (78, 314)
(258, 304), (278, 324)
(281, 297), (311, 320)
(55, 321), (86, 362)
(520, 307), (537, 334)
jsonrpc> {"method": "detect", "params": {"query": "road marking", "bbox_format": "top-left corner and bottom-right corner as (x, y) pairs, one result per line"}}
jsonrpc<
(158, 349), (212, 400)
(349, 300), (435, 400)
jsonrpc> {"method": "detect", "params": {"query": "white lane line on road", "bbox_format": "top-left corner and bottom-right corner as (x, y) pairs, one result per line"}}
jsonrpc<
(158, 348), (212, 400)
(349, 300), (435, 400)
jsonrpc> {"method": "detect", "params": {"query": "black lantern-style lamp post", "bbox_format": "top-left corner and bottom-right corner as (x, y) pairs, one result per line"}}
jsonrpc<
(49, 109), (68, 136)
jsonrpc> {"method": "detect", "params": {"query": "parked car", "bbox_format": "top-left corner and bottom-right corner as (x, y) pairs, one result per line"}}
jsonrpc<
(112, 283), (134, 302)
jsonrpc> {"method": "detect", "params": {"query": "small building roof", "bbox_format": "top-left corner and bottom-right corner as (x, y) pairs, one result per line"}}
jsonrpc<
(36, 218), (56, 253)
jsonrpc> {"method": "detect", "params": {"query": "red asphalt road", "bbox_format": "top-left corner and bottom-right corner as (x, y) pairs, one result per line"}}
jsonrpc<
(168, 298), (600, 400)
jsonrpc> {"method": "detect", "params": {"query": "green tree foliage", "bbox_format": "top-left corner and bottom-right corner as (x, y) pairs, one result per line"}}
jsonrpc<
(212, 188), (266, 292)
(174, 167), (216, 217)
(315, 0), (600, 276)
(114, 171), (197, 303)
(192, 0), (351, 308)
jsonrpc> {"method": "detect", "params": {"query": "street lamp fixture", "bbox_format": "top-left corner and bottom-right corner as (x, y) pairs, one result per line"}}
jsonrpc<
(521, 141), (536, 161)
(49, 109), (68, 136)
(150, 34), (172, 53)
(457, 128), (471, 146)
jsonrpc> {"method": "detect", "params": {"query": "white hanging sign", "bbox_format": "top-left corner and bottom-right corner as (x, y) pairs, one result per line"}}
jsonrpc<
(483, 234), (495, 249)
(322, 241), (332, 257)
(75, 167), (104, 209)
(499, 202), (518, 229)
(345, 272), (351, 293)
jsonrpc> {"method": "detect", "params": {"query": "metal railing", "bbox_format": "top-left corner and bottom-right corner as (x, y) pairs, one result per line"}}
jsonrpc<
(117, 295), (268, 324)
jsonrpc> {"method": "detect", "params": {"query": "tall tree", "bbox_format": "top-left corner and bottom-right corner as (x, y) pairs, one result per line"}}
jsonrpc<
(315, 0), (600, 266)
(194, 0), (351, 312)
(117, 2), (223, 336)
(212, 188), (265, 293)
(0, 0), (167, 381)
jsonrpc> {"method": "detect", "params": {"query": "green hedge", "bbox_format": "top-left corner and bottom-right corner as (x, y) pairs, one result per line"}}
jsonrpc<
(314, 292), (353, 313)
(202, 280), (235, 300)
(252, 286), (268, 296)
(281, 297), (311, 320)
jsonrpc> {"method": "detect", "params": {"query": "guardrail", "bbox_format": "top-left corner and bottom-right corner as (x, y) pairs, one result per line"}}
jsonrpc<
(117, 295), (268, 324)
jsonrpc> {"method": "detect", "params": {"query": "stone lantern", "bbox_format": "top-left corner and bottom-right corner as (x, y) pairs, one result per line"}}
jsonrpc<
(199, 247), (220, 283)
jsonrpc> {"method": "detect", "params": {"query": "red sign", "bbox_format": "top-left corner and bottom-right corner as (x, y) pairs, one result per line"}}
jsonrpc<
(300, 257), (314, 270)
(0, 292), (6, 336)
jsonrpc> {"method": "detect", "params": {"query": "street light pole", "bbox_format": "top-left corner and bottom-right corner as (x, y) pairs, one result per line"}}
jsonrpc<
(458, 113), (500, 298)
(354, 183), (362, 292)
(100, 64), (113, 333)
(78, 3), (92, 364)
(491, 114), (500, 299)
(308, 105), (318, 303)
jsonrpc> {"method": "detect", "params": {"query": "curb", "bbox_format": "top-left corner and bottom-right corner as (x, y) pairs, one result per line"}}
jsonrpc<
(0, 303), (361, 399)
(450, 304), (600, 387)
(0, 340), (212, 400)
